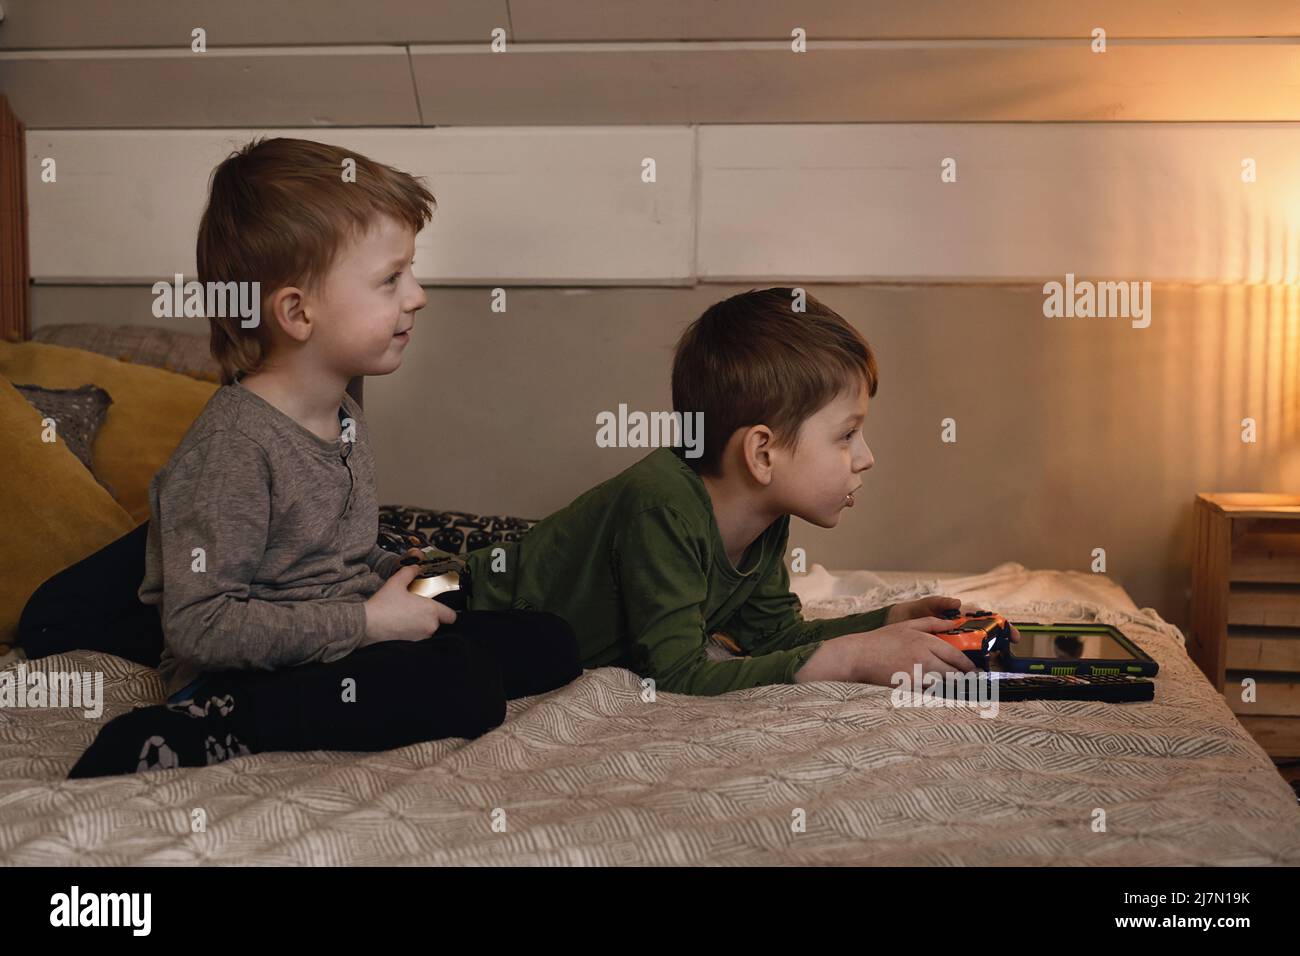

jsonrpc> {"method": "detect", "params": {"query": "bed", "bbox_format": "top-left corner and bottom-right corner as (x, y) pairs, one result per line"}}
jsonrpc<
(1, 560), (1297, 865)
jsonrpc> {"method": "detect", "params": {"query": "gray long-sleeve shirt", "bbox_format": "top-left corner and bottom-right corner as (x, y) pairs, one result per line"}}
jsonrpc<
(138, 381), (401, 696)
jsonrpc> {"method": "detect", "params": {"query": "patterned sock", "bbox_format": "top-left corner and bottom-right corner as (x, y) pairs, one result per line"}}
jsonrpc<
(67, 690), (252, 779)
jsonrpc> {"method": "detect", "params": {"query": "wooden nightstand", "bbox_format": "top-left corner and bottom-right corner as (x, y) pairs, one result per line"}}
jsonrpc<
(1190, 493), (1300, 760)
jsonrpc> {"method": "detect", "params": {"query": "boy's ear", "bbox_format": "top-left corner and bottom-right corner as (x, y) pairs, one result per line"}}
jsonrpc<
(269, 286), (312, 343)
(741, 425), (776, 486)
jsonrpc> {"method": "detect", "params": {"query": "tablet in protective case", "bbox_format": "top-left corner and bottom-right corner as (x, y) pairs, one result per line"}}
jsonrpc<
(1002, 622), (1159, 677)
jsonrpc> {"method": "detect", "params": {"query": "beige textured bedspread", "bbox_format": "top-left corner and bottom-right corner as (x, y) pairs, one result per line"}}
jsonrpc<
(1, 563), (1297, 865)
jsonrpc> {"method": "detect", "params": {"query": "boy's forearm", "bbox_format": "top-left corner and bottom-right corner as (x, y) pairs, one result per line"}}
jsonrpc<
(164, 594), (367, 673)
(742, 604), (894, 655)
(789, 608), (902, 683)
(652, 643), (822, 695)
(816, 605), (892, 638)
(793, 636), (860, 683)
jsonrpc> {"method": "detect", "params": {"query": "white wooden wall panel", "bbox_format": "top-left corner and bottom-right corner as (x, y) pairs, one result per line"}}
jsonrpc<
(409, 40), (1300, 125)
(5, 39), (1300, 128)
(26, 124), (1300, 286)
(0, 1), (505, 48)
(698, 124), (1300, 283)
(0, 48), (421, 128)
(508, 0), (1300, 40)
(24, 128), (696, 284)
(2, 0), (1296, 47)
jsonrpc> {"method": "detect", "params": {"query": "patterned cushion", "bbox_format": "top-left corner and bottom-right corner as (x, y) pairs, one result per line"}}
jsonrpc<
(31, 324), (220, 383)
(377, 506), (537, 556)
(11, 382), (112, 475)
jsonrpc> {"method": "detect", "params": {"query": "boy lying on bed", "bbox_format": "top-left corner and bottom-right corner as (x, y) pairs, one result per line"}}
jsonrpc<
(465, 287), (1018, 695)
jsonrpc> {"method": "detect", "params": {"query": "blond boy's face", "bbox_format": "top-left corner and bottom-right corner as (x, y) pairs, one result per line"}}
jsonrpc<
(768, 378), (875, 528)
(305, 214), (427, 378)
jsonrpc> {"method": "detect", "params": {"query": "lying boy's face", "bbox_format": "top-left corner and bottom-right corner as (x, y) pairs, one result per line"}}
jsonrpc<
(769, 378), (875, 529)
(305, 214), (427, 378)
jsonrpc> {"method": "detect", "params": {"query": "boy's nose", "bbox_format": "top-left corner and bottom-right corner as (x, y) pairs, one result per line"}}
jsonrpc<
(855, 443), (875, 472)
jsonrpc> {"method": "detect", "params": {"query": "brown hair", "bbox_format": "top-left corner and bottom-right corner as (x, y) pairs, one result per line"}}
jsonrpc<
(671, 287), (879, 475)
(196, 137), (436, 385)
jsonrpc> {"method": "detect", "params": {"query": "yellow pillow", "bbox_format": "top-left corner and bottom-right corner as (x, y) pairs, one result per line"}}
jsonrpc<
(0, 375), (137, 647)
(0, 340), (218, 524)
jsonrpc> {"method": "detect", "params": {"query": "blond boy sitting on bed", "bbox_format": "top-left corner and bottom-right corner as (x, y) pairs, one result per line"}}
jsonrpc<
(466, 287), (1016, 695)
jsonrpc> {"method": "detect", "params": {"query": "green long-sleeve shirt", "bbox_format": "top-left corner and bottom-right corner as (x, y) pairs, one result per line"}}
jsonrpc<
(466, 448), (893, 695)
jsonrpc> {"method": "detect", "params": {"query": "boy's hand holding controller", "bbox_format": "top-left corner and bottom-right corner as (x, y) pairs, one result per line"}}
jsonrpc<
(886, 595), (1021, 646)
(361, 550), (457, 645)
(795, 596), (1020, 685)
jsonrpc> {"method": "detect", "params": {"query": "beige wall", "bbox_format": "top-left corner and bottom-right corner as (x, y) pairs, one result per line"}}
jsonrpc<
(32, 282), (1300, 636)
(12, 2), (1300, 640)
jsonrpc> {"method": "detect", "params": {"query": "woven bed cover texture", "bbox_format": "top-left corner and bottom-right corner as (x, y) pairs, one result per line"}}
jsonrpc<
(1, 563), (1297, 865)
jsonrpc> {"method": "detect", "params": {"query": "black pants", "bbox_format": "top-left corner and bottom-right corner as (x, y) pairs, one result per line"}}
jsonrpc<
(20, 521), (165, 667)
(20, 522), (582, 772)
(163, 606), (582, 754)
(65, 611), (582, 778)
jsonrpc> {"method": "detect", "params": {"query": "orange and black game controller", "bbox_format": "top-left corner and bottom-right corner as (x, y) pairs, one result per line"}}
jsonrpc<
(934, 608), (1013, 671)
